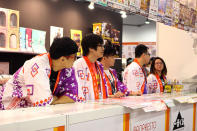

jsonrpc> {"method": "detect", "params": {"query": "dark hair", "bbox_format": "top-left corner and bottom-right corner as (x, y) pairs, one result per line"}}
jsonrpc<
(49, 37), (78, 59)
(135, 44), (149, 58)
(82, 33), (103, 56)
(98, 41), (116, 61)
(150, 57), (167, 76)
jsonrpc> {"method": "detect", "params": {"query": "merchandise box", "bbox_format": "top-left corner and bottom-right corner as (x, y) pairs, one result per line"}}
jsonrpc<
(25, 28), (32, 52)
(0, 29), (8, 49)
(8, 9), (19, 30)
(32, 29), (46, 53)
(7, 28), (19, 50)
(0, 8), (8, 30)
(19, 27), (26, 51)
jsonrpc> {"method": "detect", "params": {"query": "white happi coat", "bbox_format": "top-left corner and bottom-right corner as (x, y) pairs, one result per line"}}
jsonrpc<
(147, 74), (162, 94)
(1, 54), (53, 109)
(73, 57), (107, 101)
(123, 61), (145, 93)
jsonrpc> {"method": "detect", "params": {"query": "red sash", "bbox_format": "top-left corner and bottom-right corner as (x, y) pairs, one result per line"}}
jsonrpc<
(84, 56), (106, 99)
(155, 74), (166, 93)
(133, 59), (145, 93)
(104, 70), (117, 95)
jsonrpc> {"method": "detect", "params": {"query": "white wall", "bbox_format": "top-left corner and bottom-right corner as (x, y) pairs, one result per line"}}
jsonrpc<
(157, 22), (197, 80)
(123, 23), (156, 42)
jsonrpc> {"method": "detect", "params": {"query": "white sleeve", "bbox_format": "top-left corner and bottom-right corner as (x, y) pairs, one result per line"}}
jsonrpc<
(23, 59), (53, 106)
(123, 67), (139, 92)
(73, 61), (85, 102)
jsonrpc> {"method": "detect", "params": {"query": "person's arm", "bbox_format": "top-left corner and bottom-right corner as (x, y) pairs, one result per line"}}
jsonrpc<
(123, 67), (143, 96)
(51, 95), (74, 105)
(23, 58), (53, 107)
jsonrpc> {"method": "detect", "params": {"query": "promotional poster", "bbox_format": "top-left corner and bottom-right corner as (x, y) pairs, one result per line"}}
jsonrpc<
(50, 26), (63, 46)
(70, 29), (82, 56)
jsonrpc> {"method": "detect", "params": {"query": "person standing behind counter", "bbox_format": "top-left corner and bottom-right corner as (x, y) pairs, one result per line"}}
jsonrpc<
(147, 57), (167, 93)
(0, 37), (78, 110)
(99, 42), (130, 98)
(73, 34), (108, 101)
(123, 44), (150, 95)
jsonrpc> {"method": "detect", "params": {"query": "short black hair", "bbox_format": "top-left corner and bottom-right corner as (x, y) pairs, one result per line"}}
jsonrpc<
(103, 41), (116, 57)
(98, 41), (116, 61)
(49, 37), (78, 59)
(135, 44), (149, 58)
(82, 33), (103, 56)
(150, 57), (167, 76)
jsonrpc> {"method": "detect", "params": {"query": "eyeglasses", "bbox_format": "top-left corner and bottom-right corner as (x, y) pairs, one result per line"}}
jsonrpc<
(155, 62), (163, 65)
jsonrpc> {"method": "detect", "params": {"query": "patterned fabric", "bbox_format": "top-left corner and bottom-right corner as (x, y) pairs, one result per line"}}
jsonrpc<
(123, 60), (147, 94)
(73, 57), (108, 101)
(0, 53), (78, 110)
(109, 68), (130, 96)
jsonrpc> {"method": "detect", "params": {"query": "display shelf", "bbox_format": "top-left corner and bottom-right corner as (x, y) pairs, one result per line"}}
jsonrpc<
(0, 49), (41, 55)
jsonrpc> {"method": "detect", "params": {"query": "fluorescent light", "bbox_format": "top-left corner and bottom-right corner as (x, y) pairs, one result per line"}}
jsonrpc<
(121, 13), (127, 18)
(120, 11), (127, 18)
(88, 2), (94, 10)
(145, 19), (150, 24)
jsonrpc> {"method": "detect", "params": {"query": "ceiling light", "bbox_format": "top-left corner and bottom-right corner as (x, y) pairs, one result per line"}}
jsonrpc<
(145, 19), (150, 24)
(120, 11), (127, 18)
(121, 13), (127, 18)
(88, 2), (94, 10)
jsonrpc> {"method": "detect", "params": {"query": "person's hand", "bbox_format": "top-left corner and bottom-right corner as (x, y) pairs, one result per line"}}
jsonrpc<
(112, 91), (125, 98)
(50, 96), (58, 105)
(129, 90), (142, 96)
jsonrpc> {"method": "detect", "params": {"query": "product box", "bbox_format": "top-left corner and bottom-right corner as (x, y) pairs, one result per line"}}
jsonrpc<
(25, 28), (32, 52)
(32, 29), (46, 53)
(19, 27), (26, 51)
(8, 28), (19, 50)
(0, 29), (8, 49)
(0, 8), (9, 30)
(8, 9), (19, 30)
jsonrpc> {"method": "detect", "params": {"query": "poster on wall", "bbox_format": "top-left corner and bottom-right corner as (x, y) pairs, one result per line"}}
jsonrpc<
(70, 29), (82, 56)
(32, 29), (46, 53)
(122, 42), (156, 59)
(93, 23), (102, 35)
(50, 26), (63, 46)
(148, 0), (159, 21)
(102, 23), (112, 40)
(140, 0), (150, 16)
(190, 9), (197, 29)
(164, 0), (173, 26)
(172, 0), (180, 26)
(111, 29), (120, 45)
(188, 0), (196, 9)
(158, 0), (167, 22)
